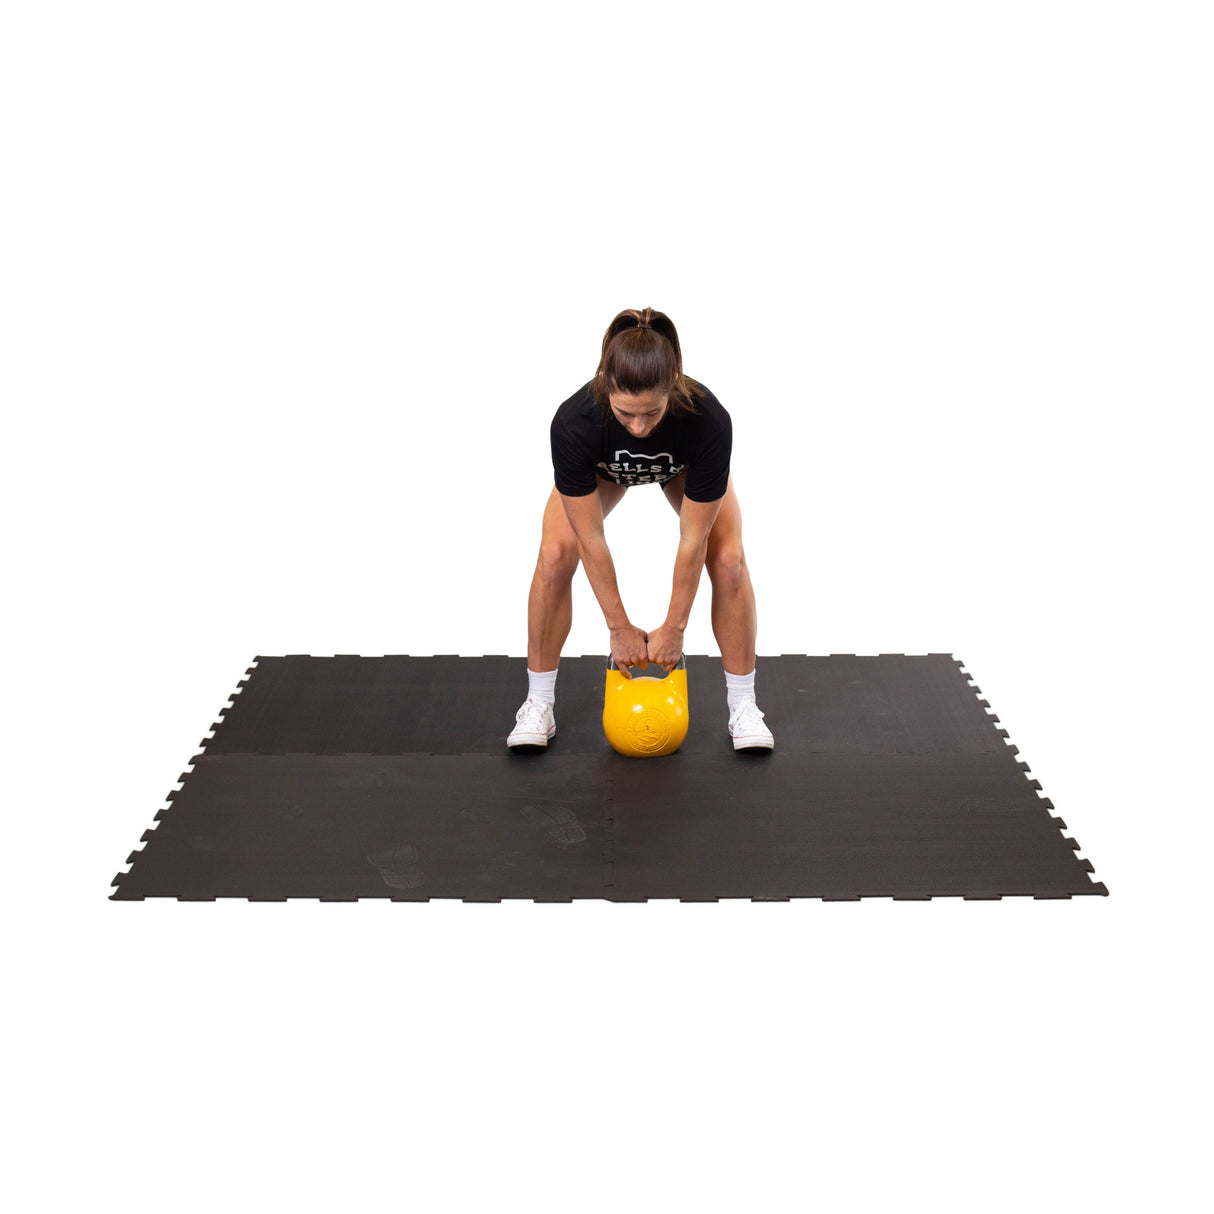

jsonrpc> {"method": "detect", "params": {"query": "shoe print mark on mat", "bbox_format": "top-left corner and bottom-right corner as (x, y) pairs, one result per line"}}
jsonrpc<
(520, 804), (587, 847)
(367, 843), (426, 890)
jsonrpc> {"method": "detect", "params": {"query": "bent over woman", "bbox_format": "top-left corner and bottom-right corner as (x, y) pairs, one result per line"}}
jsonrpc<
(507, 306), (774, 752)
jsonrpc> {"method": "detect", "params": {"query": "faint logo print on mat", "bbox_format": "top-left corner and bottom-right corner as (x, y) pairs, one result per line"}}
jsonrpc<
(367, 843), (426, 890)
(520, 804), (587, 847)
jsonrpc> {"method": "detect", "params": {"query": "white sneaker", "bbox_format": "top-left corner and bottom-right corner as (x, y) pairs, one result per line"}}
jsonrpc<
(728, 699), (774, 750)
(507, 697), (556, 748)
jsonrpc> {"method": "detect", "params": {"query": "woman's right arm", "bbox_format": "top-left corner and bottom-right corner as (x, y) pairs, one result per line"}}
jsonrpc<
(559, 491), (648, 671)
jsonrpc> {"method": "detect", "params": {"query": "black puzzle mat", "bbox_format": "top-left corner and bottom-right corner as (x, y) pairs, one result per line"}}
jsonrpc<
(111, 654), (1108, 901)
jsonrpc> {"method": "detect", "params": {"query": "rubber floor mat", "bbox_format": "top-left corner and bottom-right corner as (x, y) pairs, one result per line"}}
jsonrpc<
(111, 654), (1107, 901)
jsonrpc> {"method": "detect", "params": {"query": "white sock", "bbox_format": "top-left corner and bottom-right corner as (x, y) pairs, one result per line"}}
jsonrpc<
(725, 668), (756, 715)
(527, 667), (558, 706)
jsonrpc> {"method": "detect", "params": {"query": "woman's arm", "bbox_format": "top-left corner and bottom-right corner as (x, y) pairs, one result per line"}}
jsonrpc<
(647, 494), (724, 668)
(558, 491), (648, 670)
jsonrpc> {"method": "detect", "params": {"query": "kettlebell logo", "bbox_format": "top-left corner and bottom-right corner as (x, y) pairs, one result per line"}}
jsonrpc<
(627, 709), (671, 753)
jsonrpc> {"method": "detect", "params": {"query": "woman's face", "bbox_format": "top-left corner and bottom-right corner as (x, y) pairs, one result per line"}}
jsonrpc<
(608, 389), (670, 440)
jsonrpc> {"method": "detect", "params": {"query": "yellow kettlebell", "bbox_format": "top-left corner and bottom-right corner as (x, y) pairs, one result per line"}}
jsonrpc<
(603, 653), (689, 757)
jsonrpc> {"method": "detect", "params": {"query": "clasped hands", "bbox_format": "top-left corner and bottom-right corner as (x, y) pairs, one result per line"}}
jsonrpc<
(610, 623), (683, 678)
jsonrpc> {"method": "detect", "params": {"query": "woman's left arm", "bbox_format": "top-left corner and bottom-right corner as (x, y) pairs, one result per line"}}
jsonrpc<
(648, 495), (724, 668)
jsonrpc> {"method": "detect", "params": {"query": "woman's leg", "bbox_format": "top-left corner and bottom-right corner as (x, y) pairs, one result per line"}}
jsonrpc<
(661, 474), (756, 675)
(527, 479), (628, 671)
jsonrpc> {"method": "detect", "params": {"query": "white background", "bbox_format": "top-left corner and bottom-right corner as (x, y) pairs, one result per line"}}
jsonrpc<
(3, 1), (1210, 1210)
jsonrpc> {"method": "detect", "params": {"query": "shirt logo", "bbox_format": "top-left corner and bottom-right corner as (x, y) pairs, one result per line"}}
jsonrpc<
(615, 448), (674, 464)
(598, 449), (687, 486)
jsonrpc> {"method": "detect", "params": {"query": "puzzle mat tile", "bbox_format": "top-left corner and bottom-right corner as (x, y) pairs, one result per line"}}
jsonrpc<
(200, 654), (1017, 758)
(113, 752), (611, 901)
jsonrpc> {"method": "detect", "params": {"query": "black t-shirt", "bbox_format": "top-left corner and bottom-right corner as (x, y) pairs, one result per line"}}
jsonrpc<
(550, 379), (732, 503)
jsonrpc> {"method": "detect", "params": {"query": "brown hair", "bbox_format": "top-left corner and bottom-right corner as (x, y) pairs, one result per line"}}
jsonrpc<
(590, 307), (706, 416)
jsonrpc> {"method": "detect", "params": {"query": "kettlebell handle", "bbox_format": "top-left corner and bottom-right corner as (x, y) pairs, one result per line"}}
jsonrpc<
(607, 652), (686, 675)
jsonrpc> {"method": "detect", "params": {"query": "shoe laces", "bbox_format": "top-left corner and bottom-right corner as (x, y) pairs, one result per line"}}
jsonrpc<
(728, 698), (766, 730)
(516, 697), (551, 728)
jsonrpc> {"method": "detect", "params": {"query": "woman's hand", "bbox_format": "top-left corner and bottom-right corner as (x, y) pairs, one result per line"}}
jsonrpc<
(646, 623), (684, 671)
(610, 624), (650, 678)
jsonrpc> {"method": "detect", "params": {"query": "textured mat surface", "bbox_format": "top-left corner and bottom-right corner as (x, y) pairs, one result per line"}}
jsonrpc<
(111, 654), (1107, 901)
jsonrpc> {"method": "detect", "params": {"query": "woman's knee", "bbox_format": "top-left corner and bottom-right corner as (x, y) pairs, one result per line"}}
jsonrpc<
(706, 540), (746, 587)
(537, 534), (580, 583)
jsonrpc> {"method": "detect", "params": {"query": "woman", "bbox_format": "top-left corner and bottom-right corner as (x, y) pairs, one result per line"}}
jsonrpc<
(507, 306), (774, 752)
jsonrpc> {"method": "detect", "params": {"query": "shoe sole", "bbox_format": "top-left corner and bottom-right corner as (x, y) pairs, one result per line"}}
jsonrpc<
(732, 734), (774, 750)
(507, 726), (556, 748)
